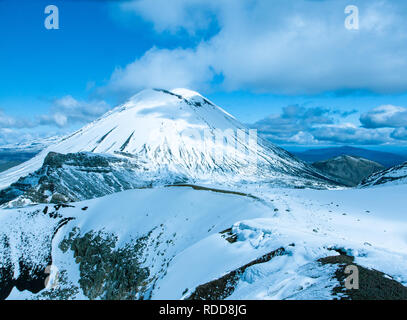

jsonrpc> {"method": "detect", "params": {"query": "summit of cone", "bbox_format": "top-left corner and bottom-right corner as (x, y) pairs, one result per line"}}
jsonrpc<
(0, 88), (336, 189)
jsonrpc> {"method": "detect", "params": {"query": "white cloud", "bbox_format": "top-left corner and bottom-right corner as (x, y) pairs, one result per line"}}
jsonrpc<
(0, 97), (110, 130)
(119, 0), (219, 34)
(391, 127), (407, 140)
(0, 128), (40, 146)
(261, 131), (318, 145)
(360, 105), (407, 128)
(39, 96), (110, 128)
(108, 47), (214, 95)
(0, 96), (111, 145)
(252, 105), (407, 145)
(0, 110), (34, 129)
(311, 123), (393, 145)
(0, 111), (17, 127)
(110, 0), (407, 95)
(252, 104), (360, 144)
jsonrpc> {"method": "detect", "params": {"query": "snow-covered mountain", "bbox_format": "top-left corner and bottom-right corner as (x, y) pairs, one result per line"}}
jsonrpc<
(0, 89), (336, 193)
(312, 155), (384, 187)
(360, 162), (407, 187)
(1, 89), (407, 300)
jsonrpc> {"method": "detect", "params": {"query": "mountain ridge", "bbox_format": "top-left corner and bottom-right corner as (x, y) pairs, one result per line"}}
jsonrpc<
(0, 88), (337, 192)
(292, 146), (407, 168)
(312, 155), (384, 187)
(360, 162), (407, 187)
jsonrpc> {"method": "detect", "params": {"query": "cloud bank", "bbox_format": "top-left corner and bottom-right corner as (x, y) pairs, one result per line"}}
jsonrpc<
(0, 97), (110, 144)
(39, 96), (110, 128)
(253, 104), (407, 145)
(0, 97), (110, 130)
(360, 105), (407, 129)
(108, 0), (407, 95)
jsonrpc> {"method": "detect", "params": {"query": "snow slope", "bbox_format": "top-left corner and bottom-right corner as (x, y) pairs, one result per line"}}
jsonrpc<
(3, 183), (407, 300)
(154, 184), (407, 299)
(360, 162), (407, 187)
(2, 185), (272, 299)
(0, 89), (334, 190)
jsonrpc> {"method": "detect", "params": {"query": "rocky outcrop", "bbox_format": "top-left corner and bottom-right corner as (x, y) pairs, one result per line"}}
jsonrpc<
(59, 228), (151, 300)
(0, 152), (147, 207)
(360, 162), (407, 187)
(319, 253), (407, 300)
(312, 155), (384, 187)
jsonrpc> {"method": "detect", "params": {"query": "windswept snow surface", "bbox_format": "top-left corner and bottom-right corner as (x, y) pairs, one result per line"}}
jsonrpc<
(4, 183), (407, 300)
(153, 184), (407, 299)
(0, 89), (333, 190)
(360, 162), (407, 187)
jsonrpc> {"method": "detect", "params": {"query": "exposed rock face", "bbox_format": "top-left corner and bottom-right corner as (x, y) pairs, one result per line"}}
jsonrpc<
(0, 185), (272, 300)
(319, 254), (407, 300)
(312, 155), (384, 187)
(0, 148), (337, 208)
(360, 162), (407, 187)
(59, 228), (150, 300)
(0, 152), (154, 207)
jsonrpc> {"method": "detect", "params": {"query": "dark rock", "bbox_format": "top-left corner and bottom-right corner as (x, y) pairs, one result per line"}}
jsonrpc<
(312, 155), (384, 187)
(319, 254), (407, 300)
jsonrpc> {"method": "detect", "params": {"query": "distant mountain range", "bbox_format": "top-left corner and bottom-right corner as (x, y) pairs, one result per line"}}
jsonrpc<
(0, 137), (60, 172)
(291, 146), (407, 168)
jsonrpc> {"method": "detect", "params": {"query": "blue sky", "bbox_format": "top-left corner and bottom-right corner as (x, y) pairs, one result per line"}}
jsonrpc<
(1, 0), (407, 150)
